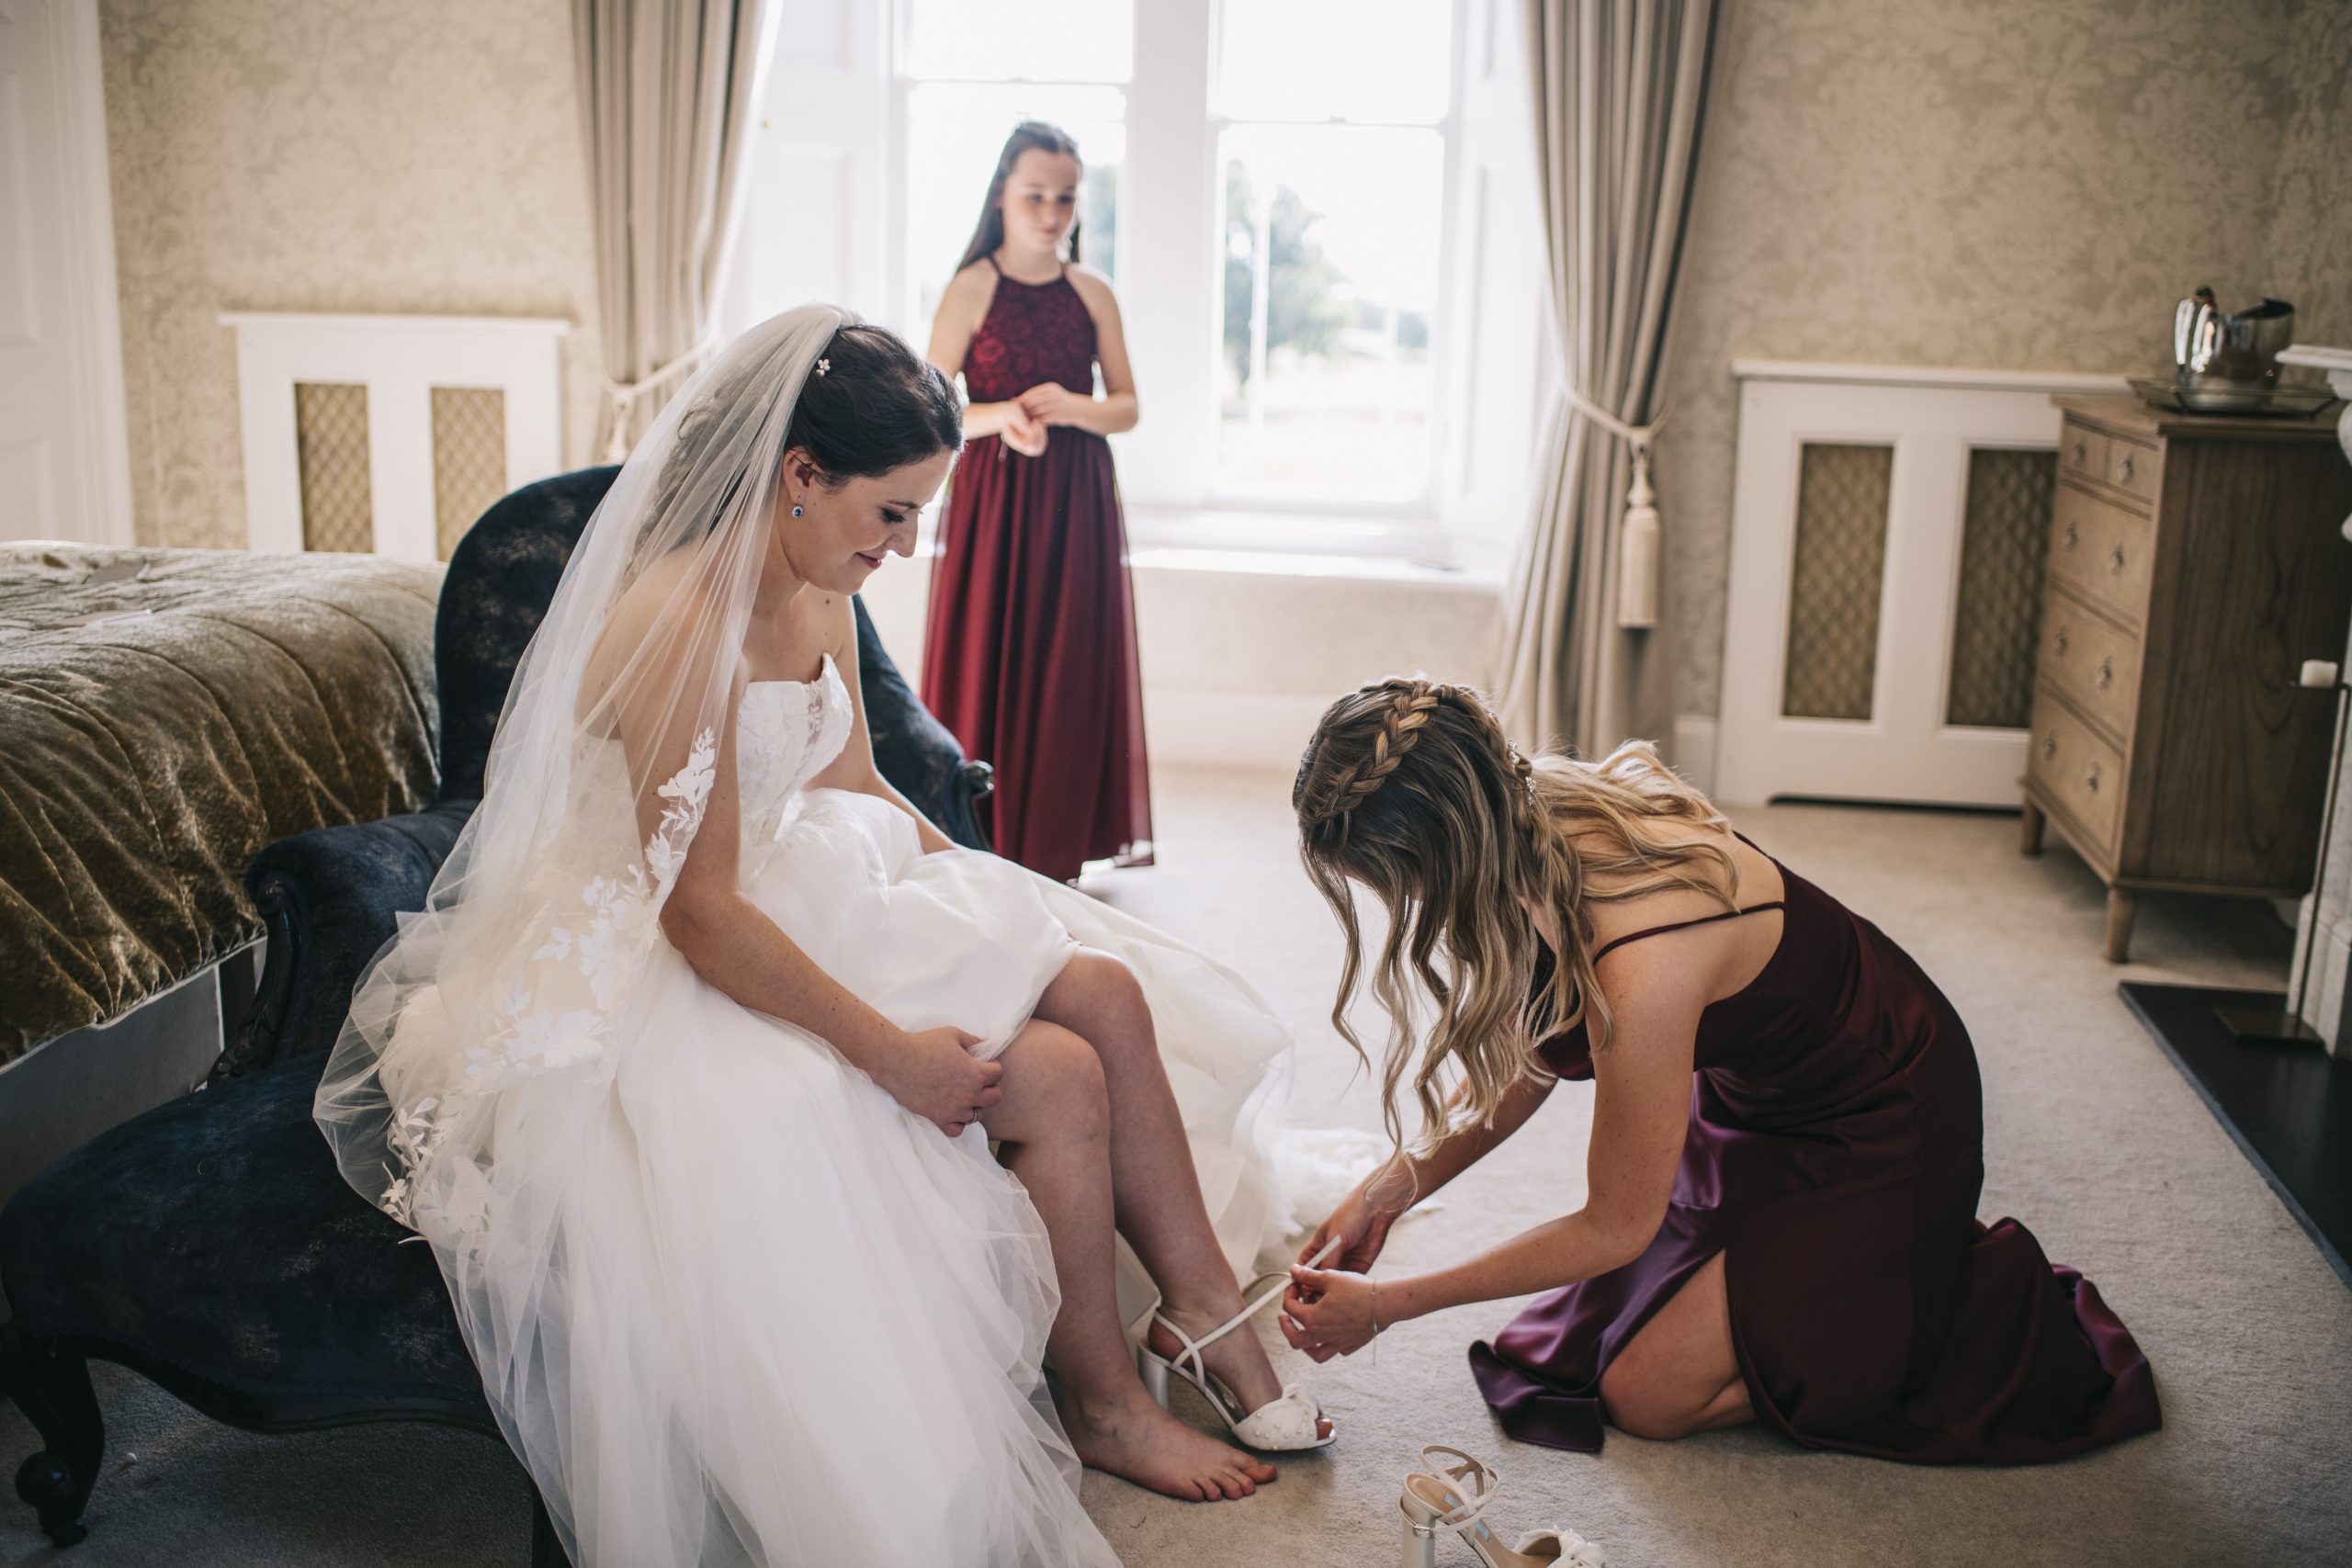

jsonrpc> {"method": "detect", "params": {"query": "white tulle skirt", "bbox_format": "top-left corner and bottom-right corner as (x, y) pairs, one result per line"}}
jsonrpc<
(397, 788), (1288, 1566)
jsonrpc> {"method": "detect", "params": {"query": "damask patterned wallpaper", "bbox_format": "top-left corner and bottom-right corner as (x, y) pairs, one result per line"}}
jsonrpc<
(99, 0), (2350, 681)
(100, 0), (603, 550)
(1660, 0), (2352, 716)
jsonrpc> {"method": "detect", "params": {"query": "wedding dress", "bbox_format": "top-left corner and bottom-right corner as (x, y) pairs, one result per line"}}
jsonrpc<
(312, 306), (1289, 1566)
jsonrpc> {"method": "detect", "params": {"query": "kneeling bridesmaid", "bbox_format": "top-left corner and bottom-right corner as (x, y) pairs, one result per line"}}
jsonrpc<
(1280, 679), (2158, 1463)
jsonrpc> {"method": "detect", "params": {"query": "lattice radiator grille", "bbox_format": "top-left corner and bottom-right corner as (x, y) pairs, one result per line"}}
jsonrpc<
(294, 383), (374, 554)
(1945, 447), (2055, 729)
(1781, 443), (1893, 721)
(432, 387), (508, 560)
(224, 312), (568, 560)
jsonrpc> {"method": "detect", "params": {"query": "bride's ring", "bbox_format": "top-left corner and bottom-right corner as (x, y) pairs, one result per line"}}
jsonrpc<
(969, 1105), (986, 1122)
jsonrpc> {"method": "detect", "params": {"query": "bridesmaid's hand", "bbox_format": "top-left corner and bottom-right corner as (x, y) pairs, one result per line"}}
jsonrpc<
(1279, 1265), (1378, 1361)
(882, 1025), (1002, 1138)
(1016, 383), (1086, 428)
(1282, 1182), (1397, 1347)
(1001, 406), (1049, 457)
(1296, 1185), (1396, 1276)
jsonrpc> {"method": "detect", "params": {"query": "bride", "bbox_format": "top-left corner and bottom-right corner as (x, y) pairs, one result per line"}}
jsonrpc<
(313, 306), (1327, 1566)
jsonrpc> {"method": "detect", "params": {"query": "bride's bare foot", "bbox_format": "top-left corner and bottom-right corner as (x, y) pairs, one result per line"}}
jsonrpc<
(1058, 1388), (1277, 1501)
(1148, 1298), (1335, 1443)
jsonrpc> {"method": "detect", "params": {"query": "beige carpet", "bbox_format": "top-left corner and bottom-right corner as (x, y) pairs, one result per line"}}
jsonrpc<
(6, 770), (2348, 1566)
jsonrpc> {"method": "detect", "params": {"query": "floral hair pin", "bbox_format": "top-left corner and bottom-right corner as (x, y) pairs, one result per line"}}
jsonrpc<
(814, 358), (831, 377)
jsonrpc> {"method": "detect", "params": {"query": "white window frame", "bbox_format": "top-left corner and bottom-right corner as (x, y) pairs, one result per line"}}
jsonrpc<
(1199, 35), (1464, 526)
(742, 0), (1534, 569)
(884, 73), (1135, 344)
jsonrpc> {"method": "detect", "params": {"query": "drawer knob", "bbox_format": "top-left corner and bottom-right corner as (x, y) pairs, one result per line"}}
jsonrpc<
(2116, 453), (2136, 483)
(2109, 544), (2126, 572)
(2085, 763), (2102, 792)
(2071, 439), (2088, 466)
(2064, 522), (2080, 549)
(2042, 732), (2059, 758)
(2097, 657), (2113, 687)
(2054, 626), (2070, 653)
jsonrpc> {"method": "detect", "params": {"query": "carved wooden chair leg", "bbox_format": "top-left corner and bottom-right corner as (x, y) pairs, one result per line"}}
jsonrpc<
(529, 1483), (571, 1567)
(1, 1324), (104, 1547)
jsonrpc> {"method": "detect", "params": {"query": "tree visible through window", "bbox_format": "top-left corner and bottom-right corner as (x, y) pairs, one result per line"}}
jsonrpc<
(1215, 125), (1446, 502)
(1213, 2), (1453, 503)
(889, 0), (1459, 516)
(1223, 169), (1345, 392)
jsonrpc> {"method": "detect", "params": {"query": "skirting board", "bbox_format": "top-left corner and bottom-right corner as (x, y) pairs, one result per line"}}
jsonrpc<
(1671, 715), (1719, 797)
(1145, 688), (1332, 773)
(1150, 701), (1729, 783)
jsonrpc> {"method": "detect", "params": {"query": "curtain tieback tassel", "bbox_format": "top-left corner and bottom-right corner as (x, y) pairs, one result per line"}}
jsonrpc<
(1566, 389), (1667, 631)
(599, 336), (720, 461)
(1617, 445), (1660, 630)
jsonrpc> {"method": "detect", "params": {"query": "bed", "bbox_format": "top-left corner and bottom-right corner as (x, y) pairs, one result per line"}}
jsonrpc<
(0, 543), (441, 1067)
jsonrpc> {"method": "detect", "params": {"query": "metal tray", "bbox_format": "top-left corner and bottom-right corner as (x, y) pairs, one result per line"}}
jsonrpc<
(2130, 376), (2341, 418)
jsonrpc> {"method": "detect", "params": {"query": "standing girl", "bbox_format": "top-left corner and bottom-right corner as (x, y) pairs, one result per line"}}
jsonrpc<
(924, 121), (1153, 883)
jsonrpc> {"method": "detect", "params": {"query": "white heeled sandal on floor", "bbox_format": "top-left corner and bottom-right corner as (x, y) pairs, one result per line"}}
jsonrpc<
(1397, 1446), (1603, 1568)
(1135, 1240), (1339, 1452)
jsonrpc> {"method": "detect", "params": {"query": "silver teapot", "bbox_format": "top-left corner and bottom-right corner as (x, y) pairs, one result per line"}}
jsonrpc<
(2175, 292), (2296, 386)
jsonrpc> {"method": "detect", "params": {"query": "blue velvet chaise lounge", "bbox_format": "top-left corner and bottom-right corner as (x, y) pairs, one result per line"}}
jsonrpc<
(0, 466), (991, 1562)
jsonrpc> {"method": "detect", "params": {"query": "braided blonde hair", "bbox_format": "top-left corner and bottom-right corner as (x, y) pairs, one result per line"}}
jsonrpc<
(1295, 677), (1738, 1154)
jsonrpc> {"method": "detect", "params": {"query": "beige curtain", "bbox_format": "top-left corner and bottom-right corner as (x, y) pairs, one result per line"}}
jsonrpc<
(574, 0), (776, 459)
(1496, 0), (1722, 754)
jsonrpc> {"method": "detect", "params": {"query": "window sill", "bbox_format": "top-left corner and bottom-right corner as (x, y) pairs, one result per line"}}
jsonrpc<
(1125, 544), (1501, 592)
(1122, 505), (1510, 589)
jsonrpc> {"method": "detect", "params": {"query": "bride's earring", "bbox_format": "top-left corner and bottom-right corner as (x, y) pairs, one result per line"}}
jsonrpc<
(791, 503), (803, 518)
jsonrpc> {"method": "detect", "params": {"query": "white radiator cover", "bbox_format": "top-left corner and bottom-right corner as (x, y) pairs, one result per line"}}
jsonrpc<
(222, 312), (570, 559)
(1714, 361), (2128, 808)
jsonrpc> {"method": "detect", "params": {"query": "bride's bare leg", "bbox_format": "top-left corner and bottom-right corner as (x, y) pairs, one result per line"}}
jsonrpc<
(986, 1019), (1277, 1501)
(1033, 951), (1325, 1438)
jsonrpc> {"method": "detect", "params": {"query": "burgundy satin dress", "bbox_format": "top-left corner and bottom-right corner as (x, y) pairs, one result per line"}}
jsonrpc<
(1469, 836), (2161, 1463)
(922, 260), (1152, 883)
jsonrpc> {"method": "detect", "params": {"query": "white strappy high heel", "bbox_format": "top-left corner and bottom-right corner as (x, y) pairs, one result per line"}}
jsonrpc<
(1397, 1447), (1604, 1568)
(1134, 1239), (1340, 1452)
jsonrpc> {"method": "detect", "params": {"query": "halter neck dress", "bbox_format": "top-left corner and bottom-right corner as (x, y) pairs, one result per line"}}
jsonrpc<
(922, 257), (1152, 882)
(1469, 834), (2161, 1463)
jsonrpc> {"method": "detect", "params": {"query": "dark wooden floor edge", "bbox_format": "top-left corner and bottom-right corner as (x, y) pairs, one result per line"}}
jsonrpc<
(2117, 981), (2352, 1294)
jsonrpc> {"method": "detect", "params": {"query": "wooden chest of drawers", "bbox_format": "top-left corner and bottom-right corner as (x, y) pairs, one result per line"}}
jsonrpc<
(2023, 395), (2352, 960)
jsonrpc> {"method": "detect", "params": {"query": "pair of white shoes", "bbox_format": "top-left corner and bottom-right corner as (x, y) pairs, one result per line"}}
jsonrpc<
(1133, 1238), (1339, 1451)
(1135, 1267), (1607, 1568)
(1398, 1446), (1606, 1568)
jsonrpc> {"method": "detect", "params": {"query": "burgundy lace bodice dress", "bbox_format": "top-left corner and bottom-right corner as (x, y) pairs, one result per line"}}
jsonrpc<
(1468, 836), (2161, 1463)
(922, 262), (1152, 882)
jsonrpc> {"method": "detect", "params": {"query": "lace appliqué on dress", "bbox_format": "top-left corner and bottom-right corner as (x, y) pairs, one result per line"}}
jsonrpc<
(377, 728), (718, 1224)
(736, 658), (854, 848)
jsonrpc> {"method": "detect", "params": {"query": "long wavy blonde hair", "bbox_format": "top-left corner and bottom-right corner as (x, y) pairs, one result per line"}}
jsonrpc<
(1294, 677), (1740, 1155)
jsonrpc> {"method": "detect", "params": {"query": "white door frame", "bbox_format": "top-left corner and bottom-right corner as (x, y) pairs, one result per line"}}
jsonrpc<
(1714, 362), (2126, 808)
(0, 0), (133, 546)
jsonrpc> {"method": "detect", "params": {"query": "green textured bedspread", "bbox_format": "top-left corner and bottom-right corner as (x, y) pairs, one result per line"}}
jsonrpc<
(1, 545), (443, 1063)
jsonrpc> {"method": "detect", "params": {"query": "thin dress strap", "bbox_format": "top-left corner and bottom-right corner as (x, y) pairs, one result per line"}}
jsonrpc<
(1593, 900), (1787, 964)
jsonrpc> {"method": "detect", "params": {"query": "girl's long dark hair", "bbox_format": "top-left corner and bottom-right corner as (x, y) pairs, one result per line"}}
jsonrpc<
(955, 121), (1083, 274)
